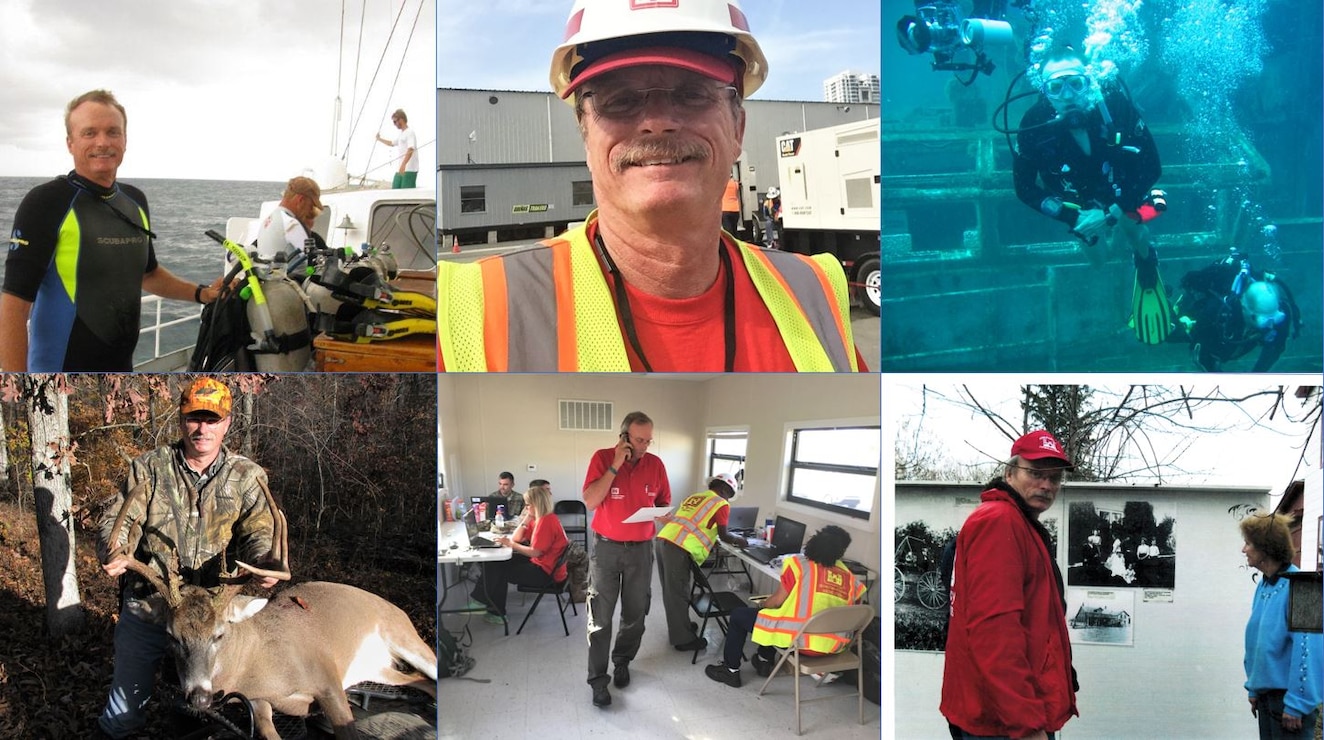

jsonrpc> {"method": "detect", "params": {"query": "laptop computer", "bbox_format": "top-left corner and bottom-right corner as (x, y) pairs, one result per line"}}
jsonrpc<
(463, 507), (503, 548)
(745, 515), (807, 564)
(727, 506), (759, 533)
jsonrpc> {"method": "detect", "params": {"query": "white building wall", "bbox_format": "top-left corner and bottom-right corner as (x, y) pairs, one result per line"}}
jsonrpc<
(1304, 470), (1322, 570)
(895, 481), (1272, 740)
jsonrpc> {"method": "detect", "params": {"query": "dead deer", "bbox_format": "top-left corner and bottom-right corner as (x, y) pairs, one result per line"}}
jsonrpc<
(104, 479), (437, 739)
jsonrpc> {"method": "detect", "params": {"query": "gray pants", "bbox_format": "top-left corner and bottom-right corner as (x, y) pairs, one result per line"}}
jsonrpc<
(654, 538), (698, 645)
(586, 536), (653, 688)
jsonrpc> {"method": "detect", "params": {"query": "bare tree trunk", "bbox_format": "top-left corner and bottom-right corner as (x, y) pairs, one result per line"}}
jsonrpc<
(240, 384), (255, 458)
(26, 374), (85, 637)
(0, 398), (10, 496)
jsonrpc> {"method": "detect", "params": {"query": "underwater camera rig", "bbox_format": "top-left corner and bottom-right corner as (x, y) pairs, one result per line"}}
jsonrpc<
(896, 0), (1032, 83)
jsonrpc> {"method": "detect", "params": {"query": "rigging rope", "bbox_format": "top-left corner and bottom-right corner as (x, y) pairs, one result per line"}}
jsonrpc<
(340, 0), (412, 162)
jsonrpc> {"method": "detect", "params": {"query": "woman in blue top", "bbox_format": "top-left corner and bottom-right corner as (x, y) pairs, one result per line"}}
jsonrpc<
(1239, 511), (1322, 739)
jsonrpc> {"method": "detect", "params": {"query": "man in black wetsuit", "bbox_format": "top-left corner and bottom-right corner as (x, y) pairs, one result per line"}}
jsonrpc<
(1175, 251), (1301, 372)
(1014, 47), (1162, 253)
(0, 89), (223, 372)
(1013, 48), (1171, 344)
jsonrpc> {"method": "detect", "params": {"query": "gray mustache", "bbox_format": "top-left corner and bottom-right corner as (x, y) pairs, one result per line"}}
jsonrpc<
(611, 138), (709, 172)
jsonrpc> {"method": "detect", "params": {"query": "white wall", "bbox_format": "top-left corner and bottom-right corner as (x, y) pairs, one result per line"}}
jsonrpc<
(699, 374), (882, 579)
(437, 374), (883, 584)
(894, 481), (1272, 740)
(439, 375), (704, 506)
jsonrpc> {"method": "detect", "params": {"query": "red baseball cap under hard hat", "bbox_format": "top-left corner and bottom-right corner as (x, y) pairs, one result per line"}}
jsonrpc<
(561, 46), (739, 98)
(1010, 430), (1074, 469)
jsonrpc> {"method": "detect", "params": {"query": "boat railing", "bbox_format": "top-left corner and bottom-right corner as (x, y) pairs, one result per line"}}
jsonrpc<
(136, 294), (201, 371)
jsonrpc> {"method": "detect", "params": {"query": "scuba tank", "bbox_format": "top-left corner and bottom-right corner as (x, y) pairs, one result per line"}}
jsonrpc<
(249, 274), (312, 371)
(202, 231), (314, 371)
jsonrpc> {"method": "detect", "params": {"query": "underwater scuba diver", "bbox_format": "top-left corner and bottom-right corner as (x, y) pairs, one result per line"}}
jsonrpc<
(1174, 251), (1301, 372)
(1012, 46), (1170, 344)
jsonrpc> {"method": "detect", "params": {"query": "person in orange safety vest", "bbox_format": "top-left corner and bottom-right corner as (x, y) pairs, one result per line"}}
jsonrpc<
(655, 473), (749, 652)
(437, 0), (864, 373)
(705, 525), (864, 688)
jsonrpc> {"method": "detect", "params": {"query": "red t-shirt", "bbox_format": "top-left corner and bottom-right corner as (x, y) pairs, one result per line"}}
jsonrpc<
(595, 223), (865, 371)
(528, 514), (569, 581)
(582, 448), (671, 542)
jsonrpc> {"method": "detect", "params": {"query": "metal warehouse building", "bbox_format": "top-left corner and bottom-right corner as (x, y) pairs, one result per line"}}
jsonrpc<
(436, 87), (876, 249)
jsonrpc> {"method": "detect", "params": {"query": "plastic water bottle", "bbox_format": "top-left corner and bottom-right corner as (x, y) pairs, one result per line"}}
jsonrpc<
(494, 505), (506, 531)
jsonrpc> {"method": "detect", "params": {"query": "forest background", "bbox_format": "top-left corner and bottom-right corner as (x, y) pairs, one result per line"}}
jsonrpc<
(0, 373), (438, 738)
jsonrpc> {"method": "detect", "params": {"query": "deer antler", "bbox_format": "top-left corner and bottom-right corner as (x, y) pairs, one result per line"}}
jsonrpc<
(233, 478), (291, 581)
(104, 479), (183, 608)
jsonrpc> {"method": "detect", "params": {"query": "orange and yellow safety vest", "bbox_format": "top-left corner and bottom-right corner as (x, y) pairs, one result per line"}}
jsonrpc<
(656, 490), (729, 564)
(438, 212), (857, 372)
(753, 555), (865, 653)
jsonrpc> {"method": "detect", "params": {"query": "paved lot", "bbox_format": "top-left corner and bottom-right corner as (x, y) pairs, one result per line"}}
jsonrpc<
(851, 306), (881, 370)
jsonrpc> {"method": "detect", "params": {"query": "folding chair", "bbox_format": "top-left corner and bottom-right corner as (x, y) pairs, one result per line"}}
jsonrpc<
(686, 558), (748, 664)
(703, 544), (754, 593)
(552, 500), (590, 552)
(756, 603), (876, 735)
(514, 546), (577, 636)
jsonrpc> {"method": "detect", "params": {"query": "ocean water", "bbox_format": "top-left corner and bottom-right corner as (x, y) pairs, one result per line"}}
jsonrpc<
(880, 0), (1323, 372)
(0, 176), (284, 365)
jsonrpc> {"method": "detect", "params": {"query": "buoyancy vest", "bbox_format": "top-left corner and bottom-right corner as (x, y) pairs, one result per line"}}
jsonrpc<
(753, 555), (865, 653)
(656, 490), (728, 564)
(438, 213), (857, 372)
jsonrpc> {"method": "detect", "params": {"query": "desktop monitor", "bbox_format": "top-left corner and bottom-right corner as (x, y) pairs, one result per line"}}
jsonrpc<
(771, 515), (807, 555)
(727, 506), (759, 531)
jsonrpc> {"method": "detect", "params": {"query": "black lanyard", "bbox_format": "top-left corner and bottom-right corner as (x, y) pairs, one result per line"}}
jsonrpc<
(594, 232), (736, 372)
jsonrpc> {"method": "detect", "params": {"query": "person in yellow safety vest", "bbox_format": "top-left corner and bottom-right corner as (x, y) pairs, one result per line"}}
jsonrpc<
(706, 525), (864, 688)
(654, 473), (749, 652)
(437, 0), (866, 373)
(721, 177), (741, 237)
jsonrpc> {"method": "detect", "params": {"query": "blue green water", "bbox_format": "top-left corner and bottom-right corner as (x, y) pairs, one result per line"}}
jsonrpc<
(881, 0), (1322, 372)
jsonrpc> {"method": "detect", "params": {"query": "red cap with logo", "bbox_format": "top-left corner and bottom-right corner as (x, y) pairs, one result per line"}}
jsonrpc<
(1010, 430), (1073, 469)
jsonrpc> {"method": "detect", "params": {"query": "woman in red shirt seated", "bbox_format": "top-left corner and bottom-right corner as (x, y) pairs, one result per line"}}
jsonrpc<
(469, 484), (569, 622)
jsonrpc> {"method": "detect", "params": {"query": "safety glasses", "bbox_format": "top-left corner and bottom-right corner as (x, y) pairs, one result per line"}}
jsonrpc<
(582, 84), (738, 120)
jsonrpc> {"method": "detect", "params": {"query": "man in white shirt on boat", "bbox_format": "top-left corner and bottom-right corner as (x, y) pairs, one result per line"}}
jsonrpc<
(245, 176), (327, 282)
(375, 109), (417, 188)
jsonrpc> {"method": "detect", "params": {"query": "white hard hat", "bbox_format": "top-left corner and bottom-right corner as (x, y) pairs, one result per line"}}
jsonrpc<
(708, 473), (739, 493)
(766, 186), (779, 198)
(549, 0), (769, 103)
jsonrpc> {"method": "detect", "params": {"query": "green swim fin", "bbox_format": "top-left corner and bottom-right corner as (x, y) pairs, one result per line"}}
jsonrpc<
(1131, 249), (1173, 345)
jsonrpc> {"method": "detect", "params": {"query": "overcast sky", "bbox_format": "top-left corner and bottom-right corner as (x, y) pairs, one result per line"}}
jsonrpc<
(885, 378), (1320, 499)
(437, 0), (882, 102)
(0, 0), (435, 182)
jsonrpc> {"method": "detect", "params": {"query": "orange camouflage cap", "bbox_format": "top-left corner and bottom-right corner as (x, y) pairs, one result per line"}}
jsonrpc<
(180, 378), (232, 418)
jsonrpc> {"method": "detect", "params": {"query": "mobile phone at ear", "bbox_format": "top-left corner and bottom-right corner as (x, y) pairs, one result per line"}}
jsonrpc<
(620, 432), (634, 459)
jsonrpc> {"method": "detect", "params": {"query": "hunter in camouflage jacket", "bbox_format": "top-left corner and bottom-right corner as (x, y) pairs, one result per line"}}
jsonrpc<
(97, 441), (277, 600)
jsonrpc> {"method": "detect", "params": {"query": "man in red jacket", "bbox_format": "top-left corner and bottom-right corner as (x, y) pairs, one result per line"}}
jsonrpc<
(941, 430), (1079, 740)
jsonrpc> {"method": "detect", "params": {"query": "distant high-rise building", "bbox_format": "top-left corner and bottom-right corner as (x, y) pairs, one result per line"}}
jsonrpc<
(823, 70), (880, 104)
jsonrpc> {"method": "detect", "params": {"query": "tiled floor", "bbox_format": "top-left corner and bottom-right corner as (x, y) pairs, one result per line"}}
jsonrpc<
(438, 560), (882, 739)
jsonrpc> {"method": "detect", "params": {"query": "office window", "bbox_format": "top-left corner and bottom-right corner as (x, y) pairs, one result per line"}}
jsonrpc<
(572, 180), (595, 207)
(460, 185), (486, 214)
(706, 430), (747, 489)
(785, 426), (878, 519)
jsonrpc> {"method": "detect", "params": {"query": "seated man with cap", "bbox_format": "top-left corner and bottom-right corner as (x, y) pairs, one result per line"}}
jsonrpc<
(438, 0), (863, 372)
(243, 176), (329, 282)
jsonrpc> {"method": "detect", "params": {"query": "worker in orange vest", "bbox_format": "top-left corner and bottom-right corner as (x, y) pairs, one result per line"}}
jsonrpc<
(706, 525), (865, 687)
(721, 177), (741, 237)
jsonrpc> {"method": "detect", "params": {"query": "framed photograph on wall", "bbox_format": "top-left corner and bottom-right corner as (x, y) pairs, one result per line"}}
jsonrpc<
(1067, 588), (1136, 646)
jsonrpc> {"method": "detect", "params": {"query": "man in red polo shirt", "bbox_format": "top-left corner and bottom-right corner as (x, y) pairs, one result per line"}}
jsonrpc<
(582, 410), (672, 708)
